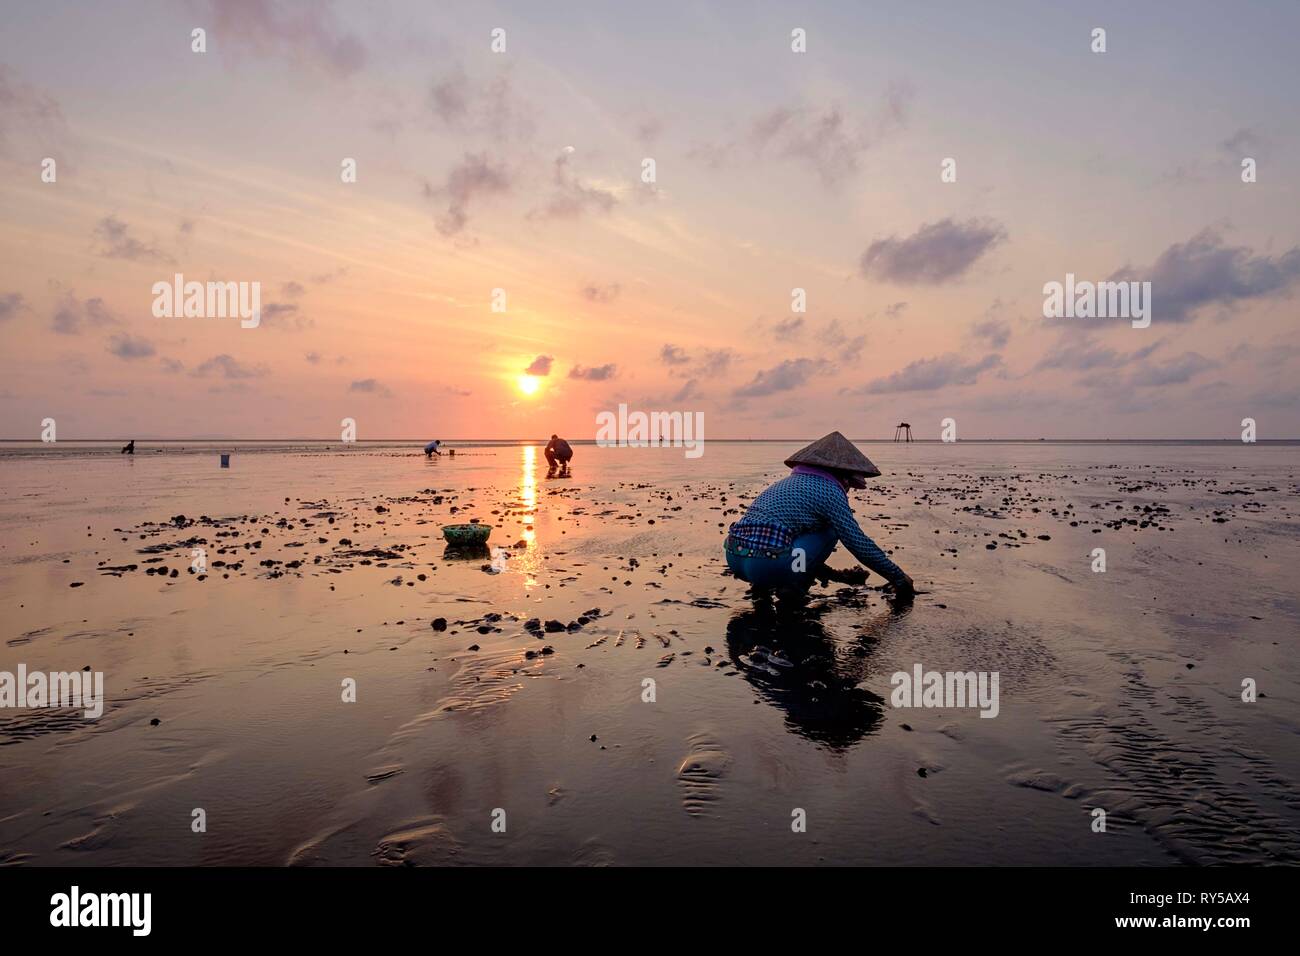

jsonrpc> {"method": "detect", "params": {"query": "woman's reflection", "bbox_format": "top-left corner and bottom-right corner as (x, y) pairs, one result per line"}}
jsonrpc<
(724, 588), (913, 750)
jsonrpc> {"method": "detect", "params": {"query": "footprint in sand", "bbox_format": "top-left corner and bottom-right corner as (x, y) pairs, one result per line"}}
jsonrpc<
(675, 732), (733, 818)
(372, 818), (463, 866)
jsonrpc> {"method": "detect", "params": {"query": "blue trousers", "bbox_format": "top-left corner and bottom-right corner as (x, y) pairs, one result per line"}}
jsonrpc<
(725, 528), (838, 591)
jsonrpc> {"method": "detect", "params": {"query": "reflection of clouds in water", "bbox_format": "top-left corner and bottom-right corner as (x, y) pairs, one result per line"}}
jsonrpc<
(724, 591), (912, 751)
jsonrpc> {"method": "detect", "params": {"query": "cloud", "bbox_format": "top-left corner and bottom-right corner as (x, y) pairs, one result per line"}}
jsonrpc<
(661, 344), (735, 377)
(107, 333), (156, 359)
(305, 351), (322, 364)
(859, 353), (1002, 393)
(1219, 128), (1264, 156)
(281, 280), (305, 298)
(427, 66), (529, 141)
(0, 65), (62, 153)
(428, 69), (474, 124)
(1226, 338), (1300, 370)
(672, 378), (702, 402)
(860, 218), (1006, 285)
(1076, 349), (1217, 392)
(969, 317), (1011, 349)
(660, 343), (690, 366)
(199, 0), (366, 77)
(311, 267), (348, 284)
(818, 319), (866, 361)
(883, 301), (908, 318)
(734, 358), (828, 397)
(92, 216), (172, 263)
(525, 355), (553, 376)
(568, 363), (617, 381)
(259, 301), (312, 331)
(773, 317), (804, 341)
(424, 152), (511, 237)
(531, 152), (617, 221)
(698, 348), (735, 375)
(1109, 228), (1300, 323)
(51, 295), (118, 335)
(192, 354), (268, 379)
(695, 84), (912, 188)
(0, 292), (24, 321)
(349, 377), (392, 397)
(1129, 352), (1217, 387)
(1036, 334), (1160, 372)
(423, 153), (509, 238)
(580, 282), (621, 303)
(636, 115), (664, 146)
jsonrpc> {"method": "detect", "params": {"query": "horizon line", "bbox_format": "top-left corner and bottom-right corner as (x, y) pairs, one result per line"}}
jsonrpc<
(3, 437), (1296, 444)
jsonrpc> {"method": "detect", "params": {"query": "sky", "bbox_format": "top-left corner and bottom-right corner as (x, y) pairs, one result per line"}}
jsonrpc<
(1, 0), (1298, 440)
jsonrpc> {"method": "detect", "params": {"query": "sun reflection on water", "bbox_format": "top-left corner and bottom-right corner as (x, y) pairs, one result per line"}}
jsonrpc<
(516, 444), (540, 588)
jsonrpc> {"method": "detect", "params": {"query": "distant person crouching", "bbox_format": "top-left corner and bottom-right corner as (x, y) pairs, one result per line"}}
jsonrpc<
(544, 434), (573, 475)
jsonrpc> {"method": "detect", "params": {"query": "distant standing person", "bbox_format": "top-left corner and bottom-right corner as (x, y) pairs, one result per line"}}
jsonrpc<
(544, 434), (572, 475)
(424, 440), (443, 458)
(121, 440), (135, 455)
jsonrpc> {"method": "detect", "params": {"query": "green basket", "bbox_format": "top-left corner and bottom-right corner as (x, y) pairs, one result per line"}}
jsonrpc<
(442, 523), (491, 546)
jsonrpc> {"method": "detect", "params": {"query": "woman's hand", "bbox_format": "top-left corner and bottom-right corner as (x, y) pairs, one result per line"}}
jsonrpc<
(890, 572), (915, 594)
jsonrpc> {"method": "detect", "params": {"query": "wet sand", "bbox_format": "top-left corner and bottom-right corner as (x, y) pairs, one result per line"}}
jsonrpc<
(1, 440), (1298, 866)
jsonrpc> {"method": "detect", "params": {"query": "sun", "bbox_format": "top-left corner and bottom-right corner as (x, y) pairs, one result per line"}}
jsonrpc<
(516, 374), (540, 396)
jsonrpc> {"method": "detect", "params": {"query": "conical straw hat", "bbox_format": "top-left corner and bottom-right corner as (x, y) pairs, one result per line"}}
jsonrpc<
(784, 431), (881, 477)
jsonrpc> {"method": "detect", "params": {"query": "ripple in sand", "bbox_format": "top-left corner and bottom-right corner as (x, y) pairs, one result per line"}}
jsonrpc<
(0, 707), (93, 745)
(1043, 664), (1300, 864)
(434, 648), (530, 715)
(675, 732), (733, 818)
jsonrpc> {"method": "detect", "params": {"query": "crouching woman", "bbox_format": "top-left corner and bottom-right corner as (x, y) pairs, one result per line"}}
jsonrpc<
(724, 432), (914, 594)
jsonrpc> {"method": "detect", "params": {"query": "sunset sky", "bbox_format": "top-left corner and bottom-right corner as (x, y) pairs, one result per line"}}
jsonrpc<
(1, 0), (1298, 440)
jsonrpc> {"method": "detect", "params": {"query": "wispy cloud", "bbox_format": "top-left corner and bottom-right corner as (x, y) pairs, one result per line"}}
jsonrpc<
(192, 354), (268, 379)
(349, 377), (392, 397)
(660, 344), (690, 366)
(525, 355), (553, 376)
(568, 363), (617, 381)
(199, 0), (366, 77)
(773, 317), (804, 341)
(694, 83), (912, 188)
(858, 353), (1002, 393)
(92, 216), (172, 264)
(970, 317), (1011, 349)
(531, 152), (617, 221)
(734, 358), (827, 397)
(423, 152), (511, 237)
(107, 333), (156, 360)
(51, 295), (118, 335)
(860, 218), (1006, 285)
(0, 292), (24, 322)
(580, 282), (621, 303)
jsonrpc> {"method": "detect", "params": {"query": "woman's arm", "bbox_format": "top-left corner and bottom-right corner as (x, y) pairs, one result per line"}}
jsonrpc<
(818, 484), (908, 584)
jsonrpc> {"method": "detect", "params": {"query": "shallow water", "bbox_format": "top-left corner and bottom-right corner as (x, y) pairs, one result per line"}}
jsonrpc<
(1, 441), (1297, 865)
